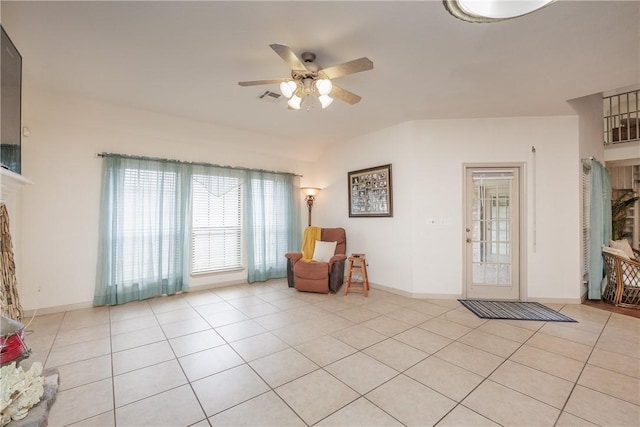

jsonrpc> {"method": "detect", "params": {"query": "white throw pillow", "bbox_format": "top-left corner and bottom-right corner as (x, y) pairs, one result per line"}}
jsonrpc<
(312, 240), (337, 263)
(602, 245), (630, 260)
(610, 239), (635, 259)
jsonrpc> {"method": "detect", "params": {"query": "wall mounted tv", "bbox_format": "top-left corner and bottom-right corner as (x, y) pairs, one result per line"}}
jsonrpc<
(1, 25), (22, 175)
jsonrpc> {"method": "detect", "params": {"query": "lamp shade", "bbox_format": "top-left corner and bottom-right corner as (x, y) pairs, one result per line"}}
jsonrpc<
(318, 95), (333, 109)
(301, 187), (321, 197)
(287, 95), (302, 110)
(315, 79), (332, 96)
(280, 81), (297, 99)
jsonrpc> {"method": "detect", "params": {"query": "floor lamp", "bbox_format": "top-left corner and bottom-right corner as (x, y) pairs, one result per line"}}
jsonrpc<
(301, 187), (321, 226)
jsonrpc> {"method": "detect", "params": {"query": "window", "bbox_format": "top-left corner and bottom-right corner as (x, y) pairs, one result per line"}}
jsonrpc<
(95, 153), (300, 306)
(94, 156), (191, 306)
(248, 176), (290, 272)
(121, 168), (178, 284)
(191, 174), (242, 274)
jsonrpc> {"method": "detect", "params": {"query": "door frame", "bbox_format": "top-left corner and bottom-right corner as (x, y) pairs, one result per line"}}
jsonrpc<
(462, 162), (528, 301)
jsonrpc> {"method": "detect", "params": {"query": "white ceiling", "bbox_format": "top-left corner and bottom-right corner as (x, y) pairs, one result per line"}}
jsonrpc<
(2, 1), (639, 151)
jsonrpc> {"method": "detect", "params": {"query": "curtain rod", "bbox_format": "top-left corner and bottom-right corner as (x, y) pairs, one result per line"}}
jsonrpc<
(96, 152), (303, 178)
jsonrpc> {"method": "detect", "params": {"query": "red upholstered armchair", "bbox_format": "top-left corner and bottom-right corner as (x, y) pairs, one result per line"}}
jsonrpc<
(285, 227), (347, 293)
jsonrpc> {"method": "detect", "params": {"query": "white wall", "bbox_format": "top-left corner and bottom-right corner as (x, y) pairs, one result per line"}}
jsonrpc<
(19, 89), (314, 312)
(312, 122), (416, 293)
(569, 93), (605, 164)
(17, 86), (591, 311)
(315, 116), (583, 302)
(605, 141), (640, 164)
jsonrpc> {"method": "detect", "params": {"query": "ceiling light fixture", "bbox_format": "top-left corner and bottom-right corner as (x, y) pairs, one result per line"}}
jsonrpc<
(287, 94), (302, 110)
(316, 79), (332, 96)
(279, 77), (334, 110)
(443, 0), (555, 23)
(318, 95), (334, 109)
(240, 45), (373, 111)
(279, 81), (297, 99)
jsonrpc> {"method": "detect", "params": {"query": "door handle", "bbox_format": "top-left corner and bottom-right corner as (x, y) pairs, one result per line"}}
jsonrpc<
(466, 238), (472, 243)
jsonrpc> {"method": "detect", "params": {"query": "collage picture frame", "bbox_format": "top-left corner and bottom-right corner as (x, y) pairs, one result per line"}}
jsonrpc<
(348, 164), (393, 217)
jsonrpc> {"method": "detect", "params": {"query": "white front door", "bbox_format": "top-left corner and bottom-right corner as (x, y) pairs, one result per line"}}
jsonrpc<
(465, 166), (521, 300)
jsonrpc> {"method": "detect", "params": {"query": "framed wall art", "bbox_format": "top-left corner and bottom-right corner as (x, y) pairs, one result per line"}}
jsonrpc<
(348, 164), (393, 217)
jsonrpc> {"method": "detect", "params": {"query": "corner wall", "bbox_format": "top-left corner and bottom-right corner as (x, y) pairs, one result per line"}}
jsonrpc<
(315, 116), (582, 302)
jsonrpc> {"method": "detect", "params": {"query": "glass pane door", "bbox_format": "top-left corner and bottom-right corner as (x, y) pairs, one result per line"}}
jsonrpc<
(466, 167), (520, 300)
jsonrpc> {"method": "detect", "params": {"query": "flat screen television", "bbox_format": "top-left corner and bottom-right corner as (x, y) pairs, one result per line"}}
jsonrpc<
(1, 25), (22, 175)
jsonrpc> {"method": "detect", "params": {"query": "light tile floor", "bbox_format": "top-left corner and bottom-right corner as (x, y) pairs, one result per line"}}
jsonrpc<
(20, 279), (640, 426)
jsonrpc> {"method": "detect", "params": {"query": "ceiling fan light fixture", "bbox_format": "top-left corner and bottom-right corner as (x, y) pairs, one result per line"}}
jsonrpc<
(316, 79), (333, 96)
(280, 81), (297, 98)
(288, 95), (302, 110)
(318, 95), (334, 109)
(444, 0), (555, 22)
(239, 44), (373, 111)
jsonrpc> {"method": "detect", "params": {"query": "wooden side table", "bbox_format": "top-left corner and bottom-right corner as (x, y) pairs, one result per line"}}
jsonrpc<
(344, 254), (369, 297)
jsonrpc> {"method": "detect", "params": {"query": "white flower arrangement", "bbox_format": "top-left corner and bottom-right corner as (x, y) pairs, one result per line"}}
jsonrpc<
(0, 362), (44, 426)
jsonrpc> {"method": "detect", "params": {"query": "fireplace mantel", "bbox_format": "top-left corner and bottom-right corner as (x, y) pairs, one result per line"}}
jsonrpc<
(1, 168), (33, 193)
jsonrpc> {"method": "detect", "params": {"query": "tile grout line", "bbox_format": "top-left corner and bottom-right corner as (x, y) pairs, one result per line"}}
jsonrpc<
(550, 310), (625, 427)
(24, 283), (640, 427)
(157, 298), (208, 427)
(429, 310), (548, 426)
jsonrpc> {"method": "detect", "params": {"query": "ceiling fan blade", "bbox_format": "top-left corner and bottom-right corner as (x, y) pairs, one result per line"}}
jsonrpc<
(238, 78), (290, 87)
(330, 85), (362, 105)
(320, 57), (373, 80)
(270, 43), (309, 71)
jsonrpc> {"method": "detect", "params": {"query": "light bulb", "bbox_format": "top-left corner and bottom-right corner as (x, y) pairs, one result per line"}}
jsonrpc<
(316, 79), (332, 96)
(288, 95), (302, 110)
(318, 95), (333, 109)
(280, 81), (297, 99)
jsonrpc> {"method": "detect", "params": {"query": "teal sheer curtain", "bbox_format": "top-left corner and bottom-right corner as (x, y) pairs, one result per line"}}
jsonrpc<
(588, 160), (612, 300)
(94, 155), (192, 306)
(244, 171), (301, 282)
(95, 154), (301, 305)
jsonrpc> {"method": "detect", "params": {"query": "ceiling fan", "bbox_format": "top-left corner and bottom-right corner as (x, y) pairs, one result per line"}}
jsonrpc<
(238, 44), (373, 110)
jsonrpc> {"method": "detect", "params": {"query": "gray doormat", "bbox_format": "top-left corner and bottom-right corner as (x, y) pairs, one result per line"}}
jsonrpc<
(458, 300), (577, 322)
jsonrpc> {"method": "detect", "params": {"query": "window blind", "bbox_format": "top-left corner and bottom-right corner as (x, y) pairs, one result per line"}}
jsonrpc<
(248, 177), (289, 270)
(120, 168), (178, 283)
(582, 163), (591, 280)
(191, 174), (242, 274)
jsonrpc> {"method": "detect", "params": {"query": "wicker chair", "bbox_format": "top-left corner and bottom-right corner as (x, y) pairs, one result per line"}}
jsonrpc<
(602, 248), (640, 308)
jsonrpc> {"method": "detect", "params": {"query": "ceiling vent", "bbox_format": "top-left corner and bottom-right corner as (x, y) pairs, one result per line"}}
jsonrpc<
(258, 90), (282, 102)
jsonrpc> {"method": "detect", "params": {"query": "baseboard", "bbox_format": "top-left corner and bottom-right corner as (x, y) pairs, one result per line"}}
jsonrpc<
(580, 290), (589, 303)
(186, 280), (247, 293)
(369, 282), (461, 300)
(525, 297), (583, 305)
(368, 282), (413, 297)
(21, 280), (250, 317)
(22, 280), (585, 318)
(23, 301), (94, 318)
(370, 283), (583, 304)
